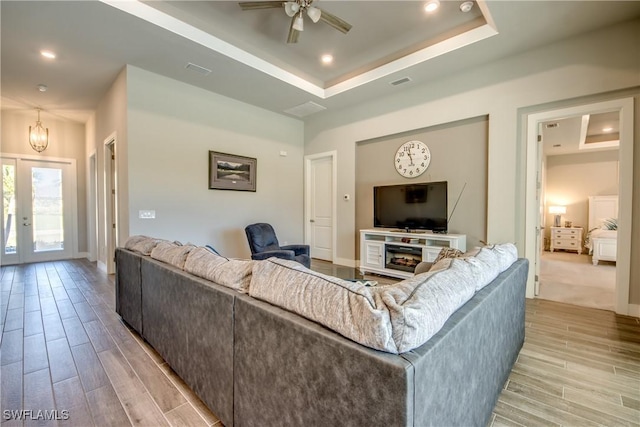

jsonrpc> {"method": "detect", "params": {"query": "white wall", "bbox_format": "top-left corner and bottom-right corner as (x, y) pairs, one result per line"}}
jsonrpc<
(304, 19), (640, 304)
(1, 110), (88, 253)
(91, 68), (128, 269)
(125, 66), (304, 258)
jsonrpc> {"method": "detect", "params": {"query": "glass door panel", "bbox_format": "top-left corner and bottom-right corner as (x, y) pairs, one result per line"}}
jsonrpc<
(2, 160), (18, 264)
(1, 157), (74, 265)
(32, 167), (64, 252)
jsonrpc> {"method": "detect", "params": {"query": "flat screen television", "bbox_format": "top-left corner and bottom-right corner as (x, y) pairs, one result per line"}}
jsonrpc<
(373, 181), (448, 233)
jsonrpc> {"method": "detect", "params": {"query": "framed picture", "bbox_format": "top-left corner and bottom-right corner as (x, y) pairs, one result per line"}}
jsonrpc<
(208, 151), (257, 192)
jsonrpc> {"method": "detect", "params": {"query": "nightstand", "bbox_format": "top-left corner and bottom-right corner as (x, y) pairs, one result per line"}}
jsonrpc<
(550, 227), (583, 254)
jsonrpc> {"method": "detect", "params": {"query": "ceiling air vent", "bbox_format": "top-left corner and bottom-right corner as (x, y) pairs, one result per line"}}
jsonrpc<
(283, 101), (327, 118)
(185, 62), (212, 75)
(390, 77), (412, 86)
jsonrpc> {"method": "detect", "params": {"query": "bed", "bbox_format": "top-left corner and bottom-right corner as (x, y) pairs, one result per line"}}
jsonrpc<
(587, 195), (618, 265)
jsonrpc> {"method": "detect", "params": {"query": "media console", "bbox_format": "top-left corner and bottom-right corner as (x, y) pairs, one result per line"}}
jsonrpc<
(359, 229), (467, 279)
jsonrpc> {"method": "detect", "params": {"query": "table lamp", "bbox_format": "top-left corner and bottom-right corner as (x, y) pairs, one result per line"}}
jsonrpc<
(549, 205), (566, 227)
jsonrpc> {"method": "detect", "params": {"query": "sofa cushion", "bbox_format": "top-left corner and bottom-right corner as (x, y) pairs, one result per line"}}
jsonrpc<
(249, 258), (397, 353)
(150, 241), (196, 269)
(429, 247), (501, 291)
(183, 247), (254, 293)
(374, 259), (478, 353)
(485, 243), (518, 272)
(124, 235), (164, 255)
(433, 247), (464, 263)
(298, 244), (515, 353)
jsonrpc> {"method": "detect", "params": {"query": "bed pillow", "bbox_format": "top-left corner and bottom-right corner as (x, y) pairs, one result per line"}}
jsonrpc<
(601, 217), (618, 230)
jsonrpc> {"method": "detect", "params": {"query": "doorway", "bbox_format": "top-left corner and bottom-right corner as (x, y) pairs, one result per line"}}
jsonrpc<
(524, 97), (634, 315)
(304, 151), (337, 262)
(103, 136), (117, 274)
(538, 116), (619, 310)
(1, 155), (78, 265)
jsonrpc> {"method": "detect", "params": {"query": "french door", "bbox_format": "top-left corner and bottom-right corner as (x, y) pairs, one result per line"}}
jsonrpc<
(1, 156), (76, 265)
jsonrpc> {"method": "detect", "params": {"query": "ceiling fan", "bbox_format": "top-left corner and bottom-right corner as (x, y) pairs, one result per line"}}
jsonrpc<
(238, 1), (352, 43)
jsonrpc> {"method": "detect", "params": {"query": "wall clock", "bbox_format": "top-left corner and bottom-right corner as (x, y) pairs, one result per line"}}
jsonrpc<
(394, 140), (431, 178)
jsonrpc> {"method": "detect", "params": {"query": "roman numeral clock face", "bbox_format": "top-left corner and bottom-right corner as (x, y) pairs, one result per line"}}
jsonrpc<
(394, 140), (431, 178)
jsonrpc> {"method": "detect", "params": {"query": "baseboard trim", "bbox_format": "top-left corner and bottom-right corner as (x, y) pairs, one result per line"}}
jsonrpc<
(97, 261), (108, 273)
(628, 304), (640, 318)
(334, 257), (356, 268)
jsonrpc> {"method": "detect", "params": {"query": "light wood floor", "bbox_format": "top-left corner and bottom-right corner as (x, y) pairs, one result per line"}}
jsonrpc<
(1, 260), (219, 427)
(1, 259), (639, 426)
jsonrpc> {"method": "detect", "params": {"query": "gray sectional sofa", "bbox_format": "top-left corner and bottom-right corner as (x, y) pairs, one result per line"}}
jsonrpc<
(115, 238), (528, 427)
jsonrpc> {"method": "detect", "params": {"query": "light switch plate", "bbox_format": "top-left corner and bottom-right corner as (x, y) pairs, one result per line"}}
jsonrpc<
(139, 210), (156, 219)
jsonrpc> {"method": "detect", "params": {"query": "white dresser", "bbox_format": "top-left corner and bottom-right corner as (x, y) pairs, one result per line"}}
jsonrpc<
(550, 227), (583, 254)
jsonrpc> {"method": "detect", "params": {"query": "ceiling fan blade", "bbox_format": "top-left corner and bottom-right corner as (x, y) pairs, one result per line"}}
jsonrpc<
(287, 16), (300, 43)
(239, 1), (283, 11)
(318, 8), (352, 34)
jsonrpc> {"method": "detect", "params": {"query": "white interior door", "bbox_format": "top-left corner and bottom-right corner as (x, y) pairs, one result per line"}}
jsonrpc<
(306, 154), (334, 261)
(1, 156), (76, 264)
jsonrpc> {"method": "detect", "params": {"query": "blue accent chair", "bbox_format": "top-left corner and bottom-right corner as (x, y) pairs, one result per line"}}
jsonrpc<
(244, 223), (311, 268)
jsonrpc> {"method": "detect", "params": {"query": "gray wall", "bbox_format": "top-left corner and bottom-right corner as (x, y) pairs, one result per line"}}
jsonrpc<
(355, 116), (488, 257)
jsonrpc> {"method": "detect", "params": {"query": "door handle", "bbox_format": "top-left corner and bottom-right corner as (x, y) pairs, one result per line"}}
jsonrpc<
(310, 219), (315, 223)
(23, 223), (31, 226)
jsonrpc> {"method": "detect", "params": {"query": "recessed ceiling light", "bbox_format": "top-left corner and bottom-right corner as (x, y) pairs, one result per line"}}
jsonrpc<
(321, 54), (333, 64)
(602, 127), (613, 132)
(37, 84), (48, 92)
(40, 50), (56, 59)
(424, 0), (440, 13)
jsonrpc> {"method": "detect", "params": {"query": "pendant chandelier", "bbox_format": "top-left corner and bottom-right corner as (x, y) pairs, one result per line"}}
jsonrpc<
(29, 108), (49, 153)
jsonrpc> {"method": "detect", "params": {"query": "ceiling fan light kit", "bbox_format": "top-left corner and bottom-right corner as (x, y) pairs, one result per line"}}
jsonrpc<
(306, 6), (321, 23)
(239, 0), (351, 43)
(284, 1), (299, 17)
(293, 13), (304, 31)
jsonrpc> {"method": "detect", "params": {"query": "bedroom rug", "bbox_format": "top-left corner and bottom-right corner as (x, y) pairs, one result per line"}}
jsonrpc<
(537, 250), (615, 311)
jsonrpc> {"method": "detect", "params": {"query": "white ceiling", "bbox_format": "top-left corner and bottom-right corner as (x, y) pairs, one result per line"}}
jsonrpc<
(2, 1), (640, 124)
(142, 0), (487, 87)
(543, 112), (620, 157)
